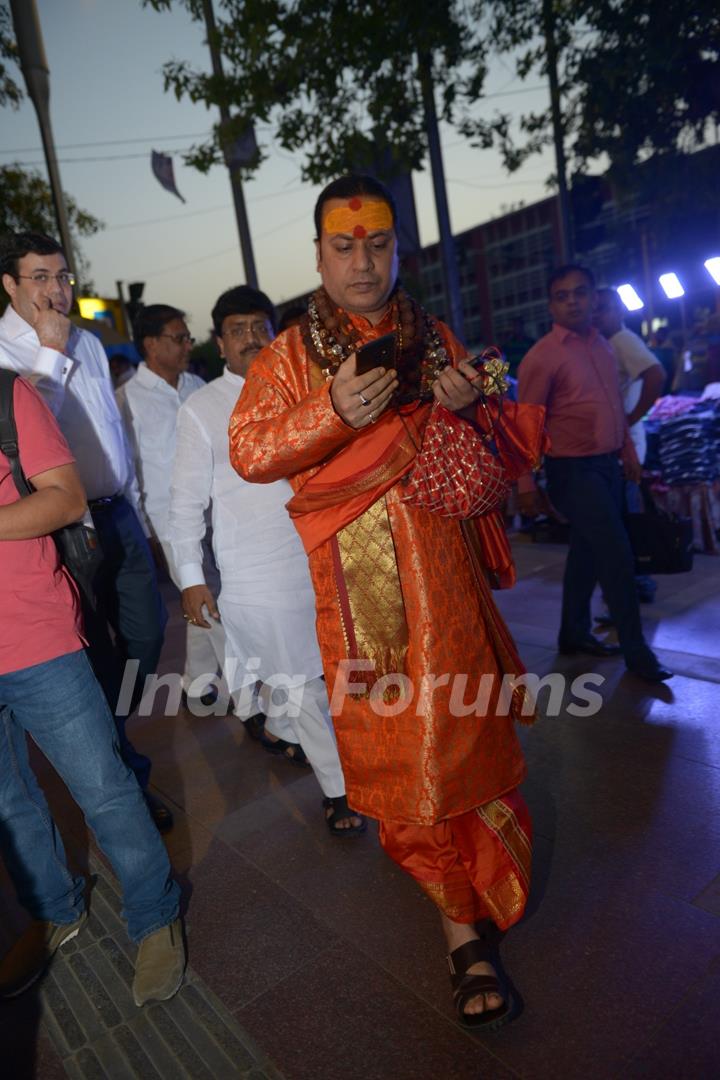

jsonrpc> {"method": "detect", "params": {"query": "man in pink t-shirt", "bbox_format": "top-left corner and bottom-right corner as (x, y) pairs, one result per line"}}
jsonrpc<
(0, 375), (184, 1005)
(517, 265), (671, 683)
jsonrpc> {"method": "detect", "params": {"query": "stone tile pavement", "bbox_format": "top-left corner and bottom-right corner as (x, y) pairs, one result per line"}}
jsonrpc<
(2, 537), (719, 1078)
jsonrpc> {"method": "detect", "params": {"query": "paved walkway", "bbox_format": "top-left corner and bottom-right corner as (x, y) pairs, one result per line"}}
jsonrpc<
(3, 536), (719, 1078)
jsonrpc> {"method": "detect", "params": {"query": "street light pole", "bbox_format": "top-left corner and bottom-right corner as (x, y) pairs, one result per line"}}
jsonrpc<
(201, 0), (258, 288)
(417, 52), (465, 339)
(9, 0), (76, 269)
(542, 0), (573, 262)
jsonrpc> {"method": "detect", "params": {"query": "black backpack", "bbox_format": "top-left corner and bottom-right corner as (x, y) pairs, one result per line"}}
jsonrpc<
(0, 368), (102, 599)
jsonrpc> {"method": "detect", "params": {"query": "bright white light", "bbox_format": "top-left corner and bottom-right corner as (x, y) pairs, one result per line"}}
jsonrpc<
(659, 272), (685, 299)
(704, 258), (720, 286)
(616, 284), (643, 311)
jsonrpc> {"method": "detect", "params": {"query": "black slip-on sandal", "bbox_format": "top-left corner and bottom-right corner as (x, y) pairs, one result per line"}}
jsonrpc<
(259, 734), (310, 766)
(447, 939), (513, 1032)
(322, 796), (367, 837)
(243, 713), (266, 741)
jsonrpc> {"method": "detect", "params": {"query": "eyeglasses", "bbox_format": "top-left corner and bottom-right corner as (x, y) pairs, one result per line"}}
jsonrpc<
(159, 333), (195, 346)
(551, 286), (591, 303)
(222, 321), (272, 340)
(17, 272), (76, 287)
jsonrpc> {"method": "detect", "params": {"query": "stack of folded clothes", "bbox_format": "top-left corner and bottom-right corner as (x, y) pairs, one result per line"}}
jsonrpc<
(656, 399), (720, 485)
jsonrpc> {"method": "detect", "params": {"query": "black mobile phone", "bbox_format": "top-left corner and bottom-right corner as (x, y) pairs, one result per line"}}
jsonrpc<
(355, 332), (397, 375)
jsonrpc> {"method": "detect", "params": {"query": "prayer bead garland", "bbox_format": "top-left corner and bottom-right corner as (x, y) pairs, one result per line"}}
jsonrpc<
(302, 286), (451, 405)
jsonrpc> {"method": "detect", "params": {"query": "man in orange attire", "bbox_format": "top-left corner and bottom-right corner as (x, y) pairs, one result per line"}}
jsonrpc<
(229, 176), (544, 1030)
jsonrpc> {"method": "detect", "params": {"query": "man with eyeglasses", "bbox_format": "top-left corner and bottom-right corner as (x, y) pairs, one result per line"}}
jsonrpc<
(0, 232), (173, 831)
(517, 264), (672, 682)
(118, 304), (226, 708)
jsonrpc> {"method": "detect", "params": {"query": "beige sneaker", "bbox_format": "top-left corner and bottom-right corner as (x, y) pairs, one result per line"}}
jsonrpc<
(132, 918), (185, 1007)
(0, 912), (87, 998)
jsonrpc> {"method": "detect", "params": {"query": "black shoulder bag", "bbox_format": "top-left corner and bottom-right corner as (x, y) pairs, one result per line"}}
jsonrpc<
(0, 368), (102, 603)
(625, 479), (695, 575)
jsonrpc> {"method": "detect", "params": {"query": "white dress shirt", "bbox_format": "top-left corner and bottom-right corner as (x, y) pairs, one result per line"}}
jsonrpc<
(117, 361), (204, 540)
(0, 305), (144, 515)
(167, 366), (323, 682)
(609, 327), (662, 464)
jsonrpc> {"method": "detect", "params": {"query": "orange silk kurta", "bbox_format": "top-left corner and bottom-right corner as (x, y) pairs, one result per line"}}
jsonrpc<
(229, 313), (528, 826)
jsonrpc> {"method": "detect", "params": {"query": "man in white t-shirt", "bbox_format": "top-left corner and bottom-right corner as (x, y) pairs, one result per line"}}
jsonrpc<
(594, 288), (665, 463)
(595, 288), (666, 602)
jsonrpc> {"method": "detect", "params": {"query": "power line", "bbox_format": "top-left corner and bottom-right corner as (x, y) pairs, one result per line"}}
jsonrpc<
(142, 211), (308, 279)
(104, 186), (308, 232)
(446, 176), (548, 190)
(9, 149), (193, 167)
(484, 84), (545, 99)
(105, 204), (229, 231)
(143, 245), (239, 280)
(0, 131), (212, 156)
(3, 86), (544, 160)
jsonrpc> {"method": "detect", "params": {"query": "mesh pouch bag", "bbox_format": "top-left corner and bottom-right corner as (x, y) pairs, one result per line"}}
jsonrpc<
(402, 402), (510, 518)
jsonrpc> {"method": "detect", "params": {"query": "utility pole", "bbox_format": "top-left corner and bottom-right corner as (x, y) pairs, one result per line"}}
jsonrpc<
(10, 0), (76, 269)
(639, 228), (656, 327)
(542, 0), (573, 262)
(202, 0), (258, 287)
(418, 53), (465, 339)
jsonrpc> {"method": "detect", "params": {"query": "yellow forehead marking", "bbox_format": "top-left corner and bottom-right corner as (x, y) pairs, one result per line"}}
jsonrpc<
(323, 198), (393, 238)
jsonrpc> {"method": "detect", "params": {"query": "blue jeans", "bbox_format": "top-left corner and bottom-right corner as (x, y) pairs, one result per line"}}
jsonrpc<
(545, 453), (654, 667)
(0, 649), (179, 942)
(86, 495), (168, 790)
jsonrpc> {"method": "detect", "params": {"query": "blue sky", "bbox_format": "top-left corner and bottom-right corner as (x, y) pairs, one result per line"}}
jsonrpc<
(2, 0), (555, 338)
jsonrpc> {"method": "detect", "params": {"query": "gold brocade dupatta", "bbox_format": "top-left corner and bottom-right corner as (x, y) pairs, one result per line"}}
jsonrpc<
(287, 404), (430, 680)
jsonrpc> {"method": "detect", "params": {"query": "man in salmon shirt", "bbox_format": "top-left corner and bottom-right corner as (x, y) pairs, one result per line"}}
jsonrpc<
(228, 175), (547, 1030)
(0, 374), (183, 1006)
(516, 265), (671, 683)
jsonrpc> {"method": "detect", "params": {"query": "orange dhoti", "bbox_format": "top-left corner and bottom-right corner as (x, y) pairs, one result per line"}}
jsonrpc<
(378, 790), (532, 929)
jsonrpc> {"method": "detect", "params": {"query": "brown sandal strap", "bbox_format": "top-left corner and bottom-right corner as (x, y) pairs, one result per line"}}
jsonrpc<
(454, 974), (500, 996)
(447, 938), (493, 977)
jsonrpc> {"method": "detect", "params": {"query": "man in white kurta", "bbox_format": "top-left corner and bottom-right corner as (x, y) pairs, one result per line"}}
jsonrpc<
(117, 304), (226, 700)
(166, 286), (361, 832)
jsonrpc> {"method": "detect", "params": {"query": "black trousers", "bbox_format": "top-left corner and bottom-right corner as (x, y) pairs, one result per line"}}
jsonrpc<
(83, 496), (167, 789)
(545, 453), (652, 666)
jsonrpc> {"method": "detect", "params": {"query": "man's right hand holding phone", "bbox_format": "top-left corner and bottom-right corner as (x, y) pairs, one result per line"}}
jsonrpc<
(330, 353), (398, 429)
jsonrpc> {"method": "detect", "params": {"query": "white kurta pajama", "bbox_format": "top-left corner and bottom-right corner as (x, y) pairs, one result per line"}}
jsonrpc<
(117, 362), (226, 692)
(166, 367), (345, 797)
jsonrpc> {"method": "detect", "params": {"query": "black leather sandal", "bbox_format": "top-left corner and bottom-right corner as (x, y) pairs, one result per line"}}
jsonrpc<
(447, 939), (513, 1031)
(322, 796), (367, 837)
(259, 735), (310, 766)
(243, 713), (266, 741)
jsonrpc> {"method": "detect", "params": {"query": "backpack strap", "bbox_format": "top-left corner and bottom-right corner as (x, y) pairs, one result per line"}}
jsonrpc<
(0, 369), (34, 497)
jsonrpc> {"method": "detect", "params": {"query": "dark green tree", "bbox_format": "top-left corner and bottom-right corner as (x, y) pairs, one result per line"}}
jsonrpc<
(143, 0), (492, 182)
(0, 0), (22, 108)
(146, 0), (720, 190)
(467, 0), (720, 183)
(0, 165), (103, 289)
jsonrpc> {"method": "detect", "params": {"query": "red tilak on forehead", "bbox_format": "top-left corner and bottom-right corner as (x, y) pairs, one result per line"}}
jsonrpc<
(353, 225), (367, 238)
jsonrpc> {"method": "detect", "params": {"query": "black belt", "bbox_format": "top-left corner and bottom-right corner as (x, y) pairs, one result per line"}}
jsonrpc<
(88, 491), (123, 511)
